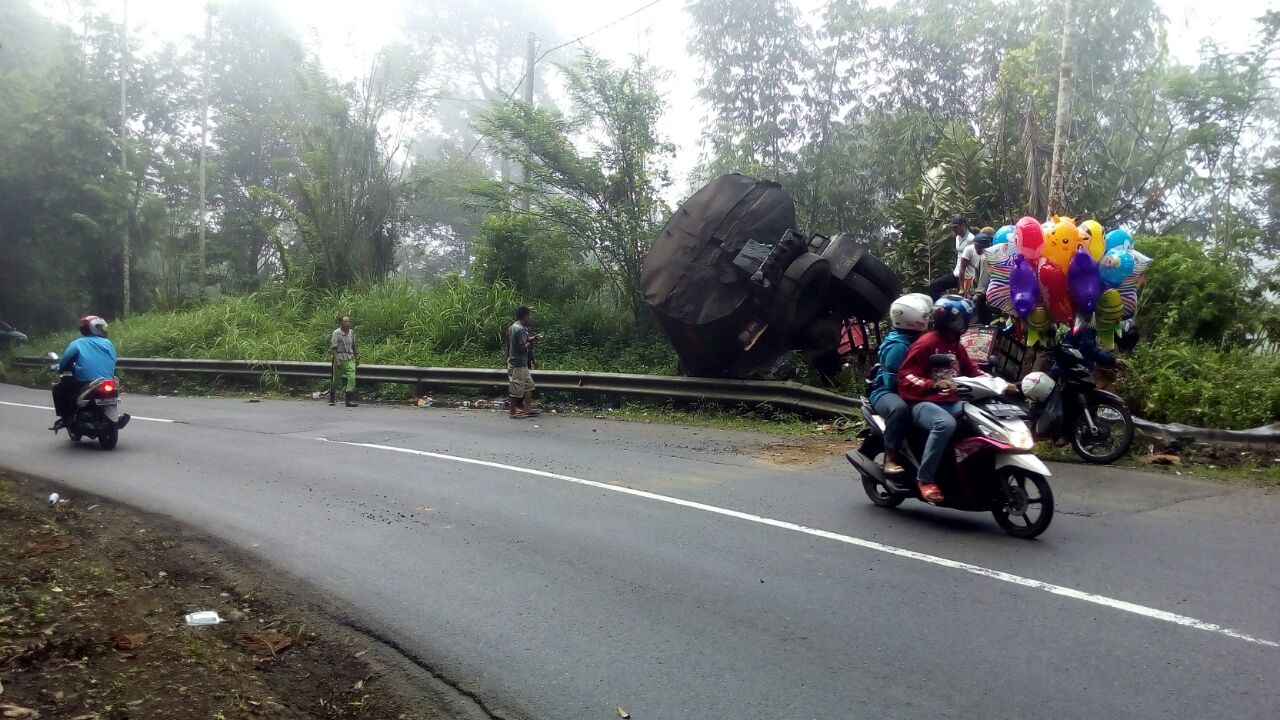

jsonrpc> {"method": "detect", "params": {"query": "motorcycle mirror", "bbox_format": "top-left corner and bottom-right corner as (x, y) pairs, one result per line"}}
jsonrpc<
(928, 353), (954, 368)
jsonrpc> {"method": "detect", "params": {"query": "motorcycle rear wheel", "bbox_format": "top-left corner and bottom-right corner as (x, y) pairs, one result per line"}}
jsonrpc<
(1071, 396), (1134, 464)
(857, 437), (904, 508)
(97, 422), (118, 450)
(992, 469), (1053, 539)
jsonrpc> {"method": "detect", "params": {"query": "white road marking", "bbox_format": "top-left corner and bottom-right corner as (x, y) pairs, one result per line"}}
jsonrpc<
(0, 400), (173, 423)
(321, 438), (1278, 649)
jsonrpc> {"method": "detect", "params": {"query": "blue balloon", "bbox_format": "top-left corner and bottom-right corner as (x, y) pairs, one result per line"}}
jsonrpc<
(993, 224), (1015, 245)
(1104, 228), (1133, 253)
(1099, 248), (1135, 288)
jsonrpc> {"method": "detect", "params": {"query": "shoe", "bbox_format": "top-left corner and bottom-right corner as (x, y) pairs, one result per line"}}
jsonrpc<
(918, 481), (945, 505)
(345, 400), (359, 408)
(328, 389), (336, 406)
(117, 414), (130, 430)
(49, 418), (66, 432)
(882, 459), (905, 476)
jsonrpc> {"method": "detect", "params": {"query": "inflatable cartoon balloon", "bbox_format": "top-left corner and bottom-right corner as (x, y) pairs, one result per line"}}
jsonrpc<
(984, 250), (1015, 313)
(1026, 305), (1053, 346)
(1099, 248), (1134, 287)
(1068, 246), (1102, 313)
(1014, 216), (1044, 261)
(1037, 259), (1074, 324)
(993, 224), (1014, 246)
(1105, 228), (1133, 253)
(1130, 247), (1152, 277)
(1079, 220), (1105, 260)
(1043, 216), (1084, 270)
(1010, 255), (1040, 318)
(1097, 288), (1123, 347)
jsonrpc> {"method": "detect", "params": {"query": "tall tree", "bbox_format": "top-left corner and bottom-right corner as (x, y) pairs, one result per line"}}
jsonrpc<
(476, 53), (675, 319)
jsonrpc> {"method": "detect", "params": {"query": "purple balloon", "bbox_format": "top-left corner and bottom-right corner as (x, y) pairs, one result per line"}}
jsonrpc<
(1067, 246), (1102, 313)
(1010, 255), (1040, 318)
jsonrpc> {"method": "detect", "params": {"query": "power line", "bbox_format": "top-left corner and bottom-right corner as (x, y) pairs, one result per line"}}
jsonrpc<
(462, 0), (668, 162)
(535, 0), (667, 63)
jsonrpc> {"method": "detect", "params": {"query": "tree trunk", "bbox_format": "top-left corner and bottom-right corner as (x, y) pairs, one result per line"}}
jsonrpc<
(1046, 0), (1077, 217)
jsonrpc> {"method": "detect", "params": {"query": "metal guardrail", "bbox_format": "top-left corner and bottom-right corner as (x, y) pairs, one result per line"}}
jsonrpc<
(12, 356), (863, 417)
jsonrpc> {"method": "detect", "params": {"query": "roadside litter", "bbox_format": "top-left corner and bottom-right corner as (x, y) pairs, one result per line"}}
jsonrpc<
(184, 610), (222, 626)
(47, 492), (60, 505)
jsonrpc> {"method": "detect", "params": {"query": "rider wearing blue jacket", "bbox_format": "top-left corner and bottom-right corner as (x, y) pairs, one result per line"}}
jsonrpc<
(868, 294), (933, 476)
(51, 316), (117, 428)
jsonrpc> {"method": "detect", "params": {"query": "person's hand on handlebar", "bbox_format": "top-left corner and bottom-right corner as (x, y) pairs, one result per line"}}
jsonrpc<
(932, 378), (958, 393)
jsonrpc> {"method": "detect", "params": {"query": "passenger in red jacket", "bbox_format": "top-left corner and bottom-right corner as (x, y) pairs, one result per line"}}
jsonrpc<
(897, 295), (986, 504)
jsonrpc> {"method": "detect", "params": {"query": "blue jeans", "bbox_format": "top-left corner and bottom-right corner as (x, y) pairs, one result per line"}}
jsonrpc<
(872, 393), (911, 454)
(911, 401), (959, 483)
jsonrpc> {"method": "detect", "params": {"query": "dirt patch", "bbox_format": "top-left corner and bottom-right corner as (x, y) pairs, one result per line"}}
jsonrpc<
(753, 437), (856, 466)
(0, 471), (473, 720)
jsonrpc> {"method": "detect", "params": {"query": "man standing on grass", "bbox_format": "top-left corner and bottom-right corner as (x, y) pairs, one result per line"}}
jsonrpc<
(507, 306), (541, 419)
(330, 314), (359, 408)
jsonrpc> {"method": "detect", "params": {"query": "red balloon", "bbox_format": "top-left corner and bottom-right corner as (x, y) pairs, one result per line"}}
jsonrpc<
(1037, 259), (1074, 324)
(1014, 216), (1045, 261)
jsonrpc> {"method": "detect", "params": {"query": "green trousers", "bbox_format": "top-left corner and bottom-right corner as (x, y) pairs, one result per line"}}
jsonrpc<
(332, 358), (356, 393)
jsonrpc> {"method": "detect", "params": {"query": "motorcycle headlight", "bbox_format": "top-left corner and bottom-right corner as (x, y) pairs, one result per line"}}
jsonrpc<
(1009, 430), (1034, 450)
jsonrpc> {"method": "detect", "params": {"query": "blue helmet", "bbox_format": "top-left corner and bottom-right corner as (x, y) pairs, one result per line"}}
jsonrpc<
(932, 294), (973, 333)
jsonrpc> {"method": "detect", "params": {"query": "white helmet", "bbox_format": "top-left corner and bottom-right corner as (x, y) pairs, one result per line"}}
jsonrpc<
(1021, 371), (1055, 403)
(888, 293), (933, 331)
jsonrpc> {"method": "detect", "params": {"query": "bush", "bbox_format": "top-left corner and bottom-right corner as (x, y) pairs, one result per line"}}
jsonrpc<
(28, 277), (676, 376)
(1118, 339), (1280, 429)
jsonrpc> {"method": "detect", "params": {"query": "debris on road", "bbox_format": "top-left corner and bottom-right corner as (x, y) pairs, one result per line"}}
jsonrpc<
(46, 492), (58, 505)
(616, 706), (631, 718)
(1138, 454), (1182, 465)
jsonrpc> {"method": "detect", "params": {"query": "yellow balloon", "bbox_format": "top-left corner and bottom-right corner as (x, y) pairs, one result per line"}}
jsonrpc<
(1080, 220), (1105, 261)
(1042, 216), (1083, 269)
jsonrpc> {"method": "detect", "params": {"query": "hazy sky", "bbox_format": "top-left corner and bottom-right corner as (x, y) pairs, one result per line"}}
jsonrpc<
(35, 0), (1275, 186)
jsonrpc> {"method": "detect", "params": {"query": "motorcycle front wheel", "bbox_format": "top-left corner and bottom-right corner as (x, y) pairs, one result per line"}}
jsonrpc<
(1071, 395), (1134, 464)
(97, 422), (118, 450)
(992, 469), (1054, 539)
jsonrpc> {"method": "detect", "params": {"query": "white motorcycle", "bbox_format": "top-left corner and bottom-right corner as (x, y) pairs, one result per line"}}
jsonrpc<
(849, 374), (1054, 538)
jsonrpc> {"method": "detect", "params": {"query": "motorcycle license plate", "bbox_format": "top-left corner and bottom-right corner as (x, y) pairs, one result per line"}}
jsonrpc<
(986, 402), (1026, 418)
(95, 398), (118, 406)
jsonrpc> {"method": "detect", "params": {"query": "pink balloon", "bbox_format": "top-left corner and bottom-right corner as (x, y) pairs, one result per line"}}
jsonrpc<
(1010, 255), (1040, 318)
(1014, 216), (1044, 261)
(1067, 246), (1102, 313)
(1037, 259), (1074, 324)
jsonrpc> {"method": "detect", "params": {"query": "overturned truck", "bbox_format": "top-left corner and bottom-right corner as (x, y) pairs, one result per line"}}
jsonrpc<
(641, 174), (902, 378)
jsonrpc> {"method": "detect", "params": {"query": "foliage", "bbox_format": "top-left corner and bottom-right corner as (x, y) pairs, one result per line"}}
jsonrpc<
(30, 278), (675, 376)
(1118, 339), (1280, 429)
(1133, 235), (1275, 345)
(475, 52), (675, 320)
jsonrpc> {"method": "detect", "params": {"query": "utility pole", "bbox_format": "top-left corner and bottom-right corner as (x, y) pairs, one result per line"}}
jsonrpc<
(1046, 0), (1076, 217)
(520, 32), (536, 213)
(120, 0), (130, 317)
(197, 4), (213, 286)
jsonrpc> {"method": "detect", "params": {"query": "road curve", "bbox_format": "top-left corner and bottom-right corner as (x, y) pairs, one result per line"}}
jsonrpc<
(1, 383), (1277, 719)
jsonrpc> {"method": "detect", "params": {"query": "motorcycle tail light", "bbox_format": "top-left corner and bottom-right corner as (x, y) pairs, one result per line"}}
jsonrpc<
(101, 381), (116, 394)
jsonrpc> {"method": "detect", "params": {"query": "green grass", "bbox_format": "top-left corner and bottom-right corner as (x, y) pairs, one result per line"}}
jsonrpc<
(24, 277), (678, 379)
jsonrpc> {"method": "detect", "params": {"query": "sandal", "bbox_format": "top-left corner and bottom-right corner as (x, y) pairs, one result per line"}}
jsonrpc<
(882, 459), (905, 476)
(918, 481), (945, 505)
(509, 413), (530, 420)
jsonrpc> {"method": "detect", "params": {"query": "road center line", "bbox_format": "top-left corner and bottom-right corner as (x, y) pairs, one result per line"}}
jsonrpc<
(0, 400), (174, 423)
(320, 437), (1277, 649)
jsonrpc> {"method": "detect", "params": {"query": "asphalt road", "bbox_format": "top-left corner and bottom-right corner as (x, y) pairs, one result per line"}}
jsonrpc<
(1, 383), (1277, 720)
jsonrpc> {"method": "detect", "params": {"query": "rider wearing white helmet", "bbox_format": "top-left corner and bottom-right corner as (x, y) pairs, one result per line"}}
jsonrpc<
(868, 293), (933, 476)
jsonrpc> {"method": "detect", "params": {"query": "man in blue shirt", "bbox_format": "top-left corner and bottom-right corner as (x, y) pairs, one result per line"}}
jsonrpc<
(51, 315), (117, 429)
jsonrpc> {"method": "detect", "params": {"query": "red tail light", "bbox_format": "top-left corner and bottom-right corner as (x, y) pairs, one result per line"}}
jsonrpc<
(101, 381), (116, 394)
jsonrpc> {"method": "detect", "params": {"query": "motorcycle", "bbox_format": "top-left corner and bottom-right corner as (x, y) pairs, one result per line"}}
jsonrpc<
(1032, 345), (1135, 464)
(848, 373), (1054, 539)
(46, 352), (129, 450)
